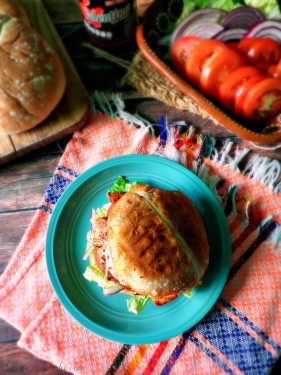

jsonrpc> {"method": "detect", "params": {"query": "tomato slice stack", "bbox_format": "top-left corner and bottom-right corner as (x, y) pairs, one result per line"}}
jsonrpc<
(184, 40), (228, 86)
(218, 66), (263, 111)
(171, 36), (201, 75)
(170, 36), (281, 123)
(237, 38), (281, 73)
(199, 49), (244, 99)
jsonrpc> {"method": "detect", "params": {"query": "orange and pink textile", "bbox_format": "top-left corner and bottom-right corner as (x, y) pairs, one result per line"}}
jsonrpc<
(0, 104), (280, 374)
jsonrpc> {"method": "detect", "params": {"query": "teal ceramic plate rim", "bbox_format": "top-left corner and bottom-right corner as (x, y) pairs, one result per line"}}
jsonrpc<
(46, 154), (231, 344)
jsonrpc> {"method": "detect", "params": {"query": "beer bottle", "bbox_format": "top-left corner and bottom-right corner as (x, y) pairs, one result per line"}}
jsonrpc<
(79, 0), (137, 49)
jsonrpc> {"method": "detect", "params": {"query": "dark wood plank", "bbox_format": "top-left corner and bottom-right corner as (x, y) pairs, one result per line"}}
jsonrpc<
(0, 320), (20, 344)
(0, 211), (34, 260)
(0, 155), (60, 211)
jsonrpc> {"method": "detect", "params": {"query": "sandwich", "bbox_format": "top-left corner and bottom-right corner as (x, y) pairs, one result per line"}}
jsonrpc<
(83, 176), (209, 314)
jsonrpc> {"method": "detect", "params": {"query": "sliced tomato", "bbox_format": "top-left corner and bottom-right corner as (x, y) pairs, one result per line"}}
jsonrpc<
(242, 77), (281, 121)
(94, 246), (106, 274)
(237, 38), (281, 73)
(236, 37), (260, 57)
(226, 42), (239, 51)
(234, 75), (265, 117)
(218, 66), (262, 111)
(184, 39), (228, 86)
(268, 64), (278, 77)
(171, 36), (201, 75)
(268, 60), (281, 78)
(199, 49), (244, 99)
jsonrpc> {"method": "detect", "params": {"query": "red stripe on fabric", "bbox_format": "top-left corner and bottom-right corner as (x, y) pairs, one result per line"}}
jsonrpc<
(142, 341), (169, 375)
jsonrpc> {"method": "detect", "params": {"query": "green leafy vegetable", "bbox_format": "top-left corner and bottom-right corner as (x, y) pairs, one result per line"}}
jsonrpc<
(175, 0), (281, 29)
(127, 295), (150, 314)
(244, 0), (280, 18)
(177, 0), (244, 25)
(84, 265), (119, 289)
(95, 205), (108, 219)
(176, 0), (196, 24)
(183, 290), (193, 298)
(192, 0), (243, 12)
(108, 176), (140, 193)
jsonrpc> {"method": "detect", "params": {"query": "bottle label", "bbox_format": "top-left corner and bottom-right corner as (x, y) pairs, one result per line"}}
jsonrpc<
(79, 0), (136, 45)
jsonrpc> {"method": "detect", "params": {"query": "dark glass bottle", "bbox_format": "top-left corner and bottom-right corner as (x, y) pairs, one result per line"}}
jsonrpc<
(79, 0), (137, 49)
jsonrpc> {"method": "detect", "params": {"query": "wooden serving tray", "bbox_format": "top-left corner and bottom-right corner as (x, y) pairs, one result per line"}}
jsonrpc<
(136, 0), (281, 144)
(0, 0), (90, 165)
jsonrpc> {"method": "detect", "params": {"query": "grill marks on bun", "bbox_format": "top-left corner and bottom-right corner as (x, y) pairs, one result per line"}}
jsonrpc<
(134, 189), (202, 277)
(107, 184), (209, 304)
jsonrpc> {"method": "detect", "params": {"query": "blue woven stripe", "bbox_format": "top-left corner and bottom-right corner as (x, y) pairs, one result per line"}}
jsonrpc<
(158, 116), (168, 146)
(38, 205), (52, 214)
(219, 298), (281, 355)
(190, 333), (236, 375)
(43, 174), (72, 205)
(195, 307), (277, 375)
(57, 165), (79, 178)
(160, 331), (191, 375)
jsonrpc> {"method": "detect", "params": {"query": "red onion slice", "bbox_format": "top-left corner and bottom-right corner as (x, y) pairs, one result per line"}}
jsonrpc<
(213, 28), (247, 42)
(221, 6), (265, 30)
(183, 23), (224, 39)
(243, 20), (281, 43)
(90, 208), (95, 231)
(170, 8), (226, 46)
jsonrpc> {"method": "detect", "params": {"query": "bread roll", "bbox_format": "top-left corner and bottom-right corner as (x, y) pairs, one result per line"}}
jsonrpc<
(107, 184), (209, 303)
(0, 14), (66, 134)
(0, 0), (29, 23)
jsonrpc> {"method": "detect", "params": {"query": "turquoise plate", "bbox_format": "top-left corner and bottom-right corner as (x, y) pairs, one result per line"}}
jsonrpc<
(46, 155), (231, 344)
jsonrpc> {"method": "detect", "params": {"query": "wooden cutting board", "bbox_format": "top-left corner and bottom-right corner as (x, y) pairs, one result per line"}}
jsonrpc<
(0, 0), (90, 165)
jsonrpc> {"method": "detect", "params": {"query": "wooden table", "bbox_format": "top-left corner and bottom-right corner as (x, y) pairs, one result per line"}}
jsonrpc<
(0, 1), (280, 374)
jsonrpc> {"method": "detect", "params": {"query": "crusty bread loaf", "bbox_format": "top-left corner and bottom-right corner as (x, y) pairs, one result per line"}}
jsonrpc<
(0, 0), (29, 23)
(107, 184), (209, 303)
(0, 12), (66, 134)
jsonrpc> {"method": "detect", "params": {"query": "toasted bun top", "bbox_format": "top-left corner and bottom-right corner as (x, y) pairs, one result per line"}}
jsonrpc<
(107, 184), (209, 299)
(0, 14), (66, 134)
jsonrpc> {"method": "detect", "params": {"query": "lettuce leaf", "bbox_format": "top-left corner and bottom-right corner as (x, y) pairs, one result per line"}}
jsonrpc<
(108, 176), (140, 193)
(126, 295), (150, 314)
(172, 0), (244, 32)
(83, 265), (119, 289)
(95, 205), (108, 219)
(192, 0), (243, 12)
(183, 290), (193, 298)
(244, 0), (280, 18)
(178, 0), (243, 23)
